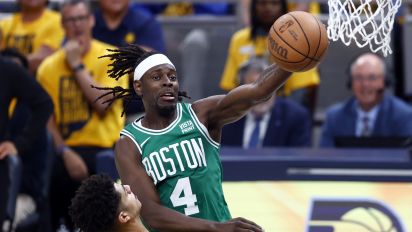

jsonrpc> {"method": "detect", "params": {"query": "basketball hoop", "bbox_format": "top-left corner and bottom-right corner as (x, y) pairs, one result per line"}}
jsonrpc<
(327, 0), (402, 56)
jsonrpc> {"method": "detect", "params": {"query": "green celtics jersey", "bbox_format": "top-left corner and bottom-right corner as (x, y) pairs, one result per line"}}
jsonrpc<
(120, 102), (231, 226)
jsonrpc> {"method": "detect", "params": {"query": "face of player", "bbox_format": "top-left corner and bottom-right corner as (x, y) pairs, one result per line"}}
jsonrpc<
(114, 183), (142, 219)
(18, 0), (47, 11)
(255, 0), (285, 27)
(62, 2), (95, 51)
(244, 70), (275, 118)
(99, 0), (129, 15)
(351, 54), (386, 111)
(134, 64), (179, 116)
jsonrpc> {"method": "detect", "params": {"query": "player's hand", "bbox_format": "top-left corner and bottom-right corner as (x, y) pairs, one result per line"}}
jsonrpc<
(0, 141), (18, 160)
(62, 147), (89, 181)
(64, 40), (82, 70)
(215, 217), (264, 232)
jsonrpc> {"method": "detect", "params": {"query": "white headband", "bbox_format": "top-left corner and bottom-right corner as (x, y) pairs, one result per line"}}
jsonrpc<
(133, 54), (175, 81)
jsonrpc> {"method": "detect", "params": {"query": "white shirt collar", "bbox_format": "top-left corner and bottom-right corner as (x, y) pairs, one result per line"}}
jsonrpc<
(243, 111), (271, 148)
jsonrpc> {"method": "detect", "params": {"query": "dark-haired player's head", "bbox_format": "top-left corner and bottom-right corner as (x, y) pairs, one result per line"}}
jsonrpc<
(0, 48), (29, 69)
(69, 174), (142, 232)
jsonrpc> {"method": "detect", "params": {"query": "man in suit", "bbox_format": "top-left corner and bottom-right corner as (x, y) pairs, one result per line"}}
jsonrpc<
(221, 58), (312, 148)
(320, 52), (412, 147)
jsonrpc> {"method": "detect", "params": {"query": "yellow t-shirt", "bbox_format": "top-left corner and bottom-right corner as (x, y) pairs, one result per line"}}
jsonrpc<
(0, 9), (64, 55)
(288, 2), (321, 14)
(37, 40), (127, 148)
(219, 28), (320, 96)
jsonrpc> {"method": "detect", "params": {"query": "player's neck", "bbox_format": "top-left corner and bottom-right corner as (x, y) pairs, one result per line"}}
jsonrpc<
(141, 112), (177, 130)
(120, 219), (148, 232)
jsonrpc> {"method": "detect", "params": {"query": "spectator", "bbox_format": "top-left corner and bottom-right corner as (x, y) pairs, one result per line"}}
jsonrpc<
(241, 0), (320, 26)
(221, 58), (312, 148)
(220, 0), (321, 115)
(93, 0), (165, 52)
(69, 174), (147, 232)
(0, 54), (53, 230)
(36, 0), (127, 230)
(93, 0), (166, 120)
(0, 0), (64, 73)
(137, 3), (230, 16)
(320, 52), (412, 147)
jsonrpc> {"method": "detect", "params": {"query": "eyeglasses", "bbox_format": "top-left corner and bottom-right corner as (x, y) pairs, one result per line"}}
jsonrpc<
(63, 14), (90, 25)
(352, 75), (383, 82)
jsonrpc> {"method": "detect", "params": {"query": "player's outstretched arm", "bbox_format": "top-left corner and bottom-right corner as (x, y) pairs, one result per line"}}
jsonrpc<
(115, 136), (264, 232)
(193, 64), (291, 129)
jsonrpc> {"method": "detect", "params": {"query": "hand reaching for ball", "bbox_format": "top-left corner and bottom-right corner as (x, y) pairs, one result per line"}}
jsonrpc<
(268, 11), (329, 72)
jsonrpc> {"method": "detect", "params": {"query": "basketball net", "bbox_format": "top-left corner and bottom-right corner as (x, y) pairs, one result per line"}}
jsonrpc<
(327, 0), (402, 56)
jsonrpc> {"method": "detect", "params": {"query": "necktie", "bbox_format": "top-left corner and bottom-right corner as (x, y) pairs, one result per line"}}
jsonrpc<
(248, 117), (262, 148)
(361, 116), (370, 137)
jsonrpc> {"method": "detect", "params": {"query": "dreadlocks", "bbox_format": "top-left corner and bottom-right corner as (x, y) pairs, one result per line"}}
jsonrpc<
(94, 44), (190, 117)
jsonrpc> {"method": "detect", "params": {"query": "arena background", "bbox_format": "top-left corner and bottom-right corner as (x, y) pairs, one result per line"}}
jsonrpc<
(224, 181), (412, 231)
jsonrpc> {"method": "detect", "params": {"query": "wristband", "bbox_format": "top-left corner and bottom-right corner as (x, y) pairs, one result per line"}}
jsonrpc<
(56, 145), (69, 155)
(72, 63), (85, 73)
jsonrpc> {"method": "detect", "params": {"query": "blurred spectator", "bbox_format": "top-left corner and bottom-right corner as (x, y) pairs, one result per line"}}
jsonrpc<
(69, 174), (146, 232)
(221, 58), (312, 148)
(0, 53), (53, 230)
(93, 0), (165, 52)
(240, 0), (320, 26)
(93, 0), (166, 120)
(36, 0), (127, 230)
(320, 52), (412, 147)
(220, 0), (321, 115)
(138, 2), (231, 16)
(0, 0), (64, 73)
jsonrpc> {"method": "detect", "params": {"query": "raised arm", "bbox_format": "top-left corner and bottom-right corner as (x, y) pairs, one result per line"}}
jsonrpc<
(194, 64), (291, 131)
(115, 136), (263, 232)
(64, 40), (114, 116)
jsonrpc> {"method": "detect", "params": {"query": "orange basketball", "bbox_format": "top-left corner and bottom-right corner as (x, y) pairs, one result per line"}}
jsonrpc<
(268, 11), (329, 72)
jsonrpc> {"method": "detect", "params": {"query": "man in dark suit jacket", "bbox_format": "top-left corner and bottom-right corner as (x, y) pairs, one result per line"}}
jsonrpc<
(320, 52), (412, 147)
(221, 58), (312, 148)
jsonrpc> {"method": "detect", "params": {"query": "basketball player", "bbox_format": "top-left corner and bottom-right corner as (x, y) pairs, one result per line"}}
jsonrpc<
(98, 44), (292, 231)
(70, 174), (147, 232)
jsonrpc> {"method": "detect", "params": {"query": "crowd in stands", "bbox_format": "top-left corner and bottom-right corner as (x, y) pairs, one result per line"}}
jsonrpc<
(0, 0), (412, 232)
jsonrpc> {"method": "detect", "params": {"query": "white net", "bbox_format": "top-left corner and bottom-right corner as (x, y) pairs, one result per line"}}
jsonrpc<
(327, 0), (402, 56)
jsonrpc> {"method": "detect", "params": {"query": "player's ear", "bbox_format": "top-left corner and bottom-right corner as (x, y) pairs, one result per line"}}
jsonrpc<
(133, 80), (142, 97)
(118, 211), (130, 224)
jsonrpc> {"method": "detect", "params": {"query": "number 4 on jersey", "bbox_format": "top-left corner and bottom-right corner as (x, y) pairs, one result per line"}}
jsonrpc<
(170, 177), (200, 215)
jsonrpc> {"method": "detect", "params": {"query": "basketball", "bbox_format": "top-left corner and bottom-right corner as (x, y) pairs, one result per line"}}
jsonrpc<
(268, 11), (329, 72)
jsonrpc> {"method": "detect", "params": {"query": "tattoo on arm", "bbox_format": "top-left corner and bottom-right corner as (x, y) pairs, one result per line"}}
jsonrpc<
(256, 64), (290, 99)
